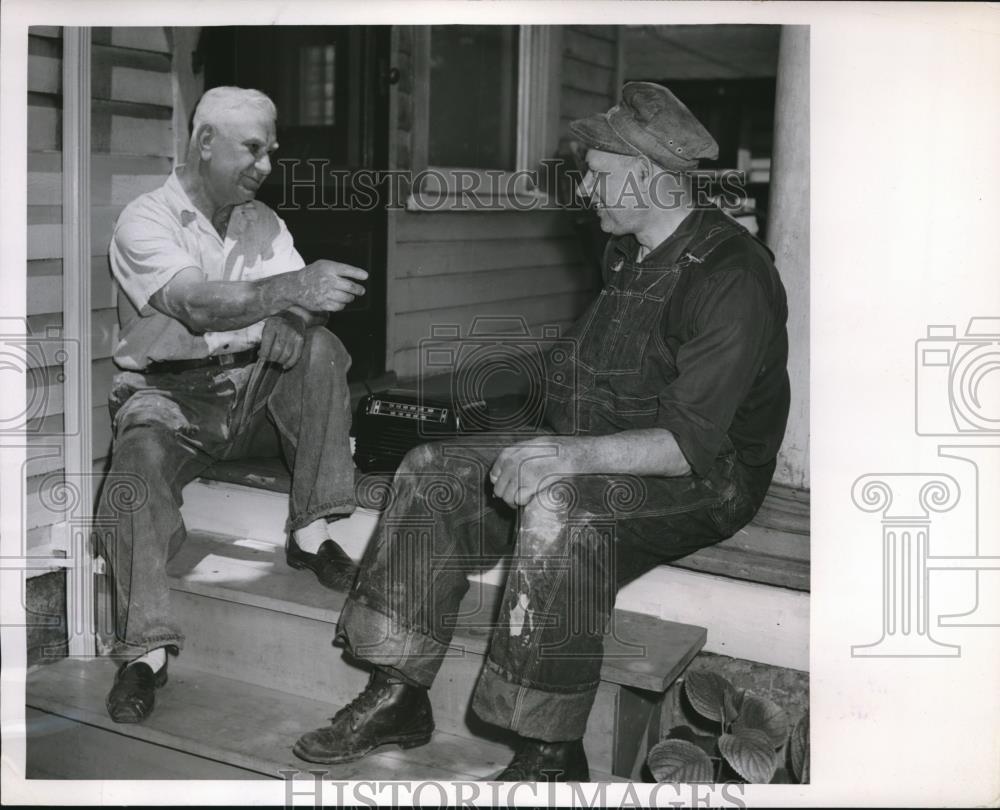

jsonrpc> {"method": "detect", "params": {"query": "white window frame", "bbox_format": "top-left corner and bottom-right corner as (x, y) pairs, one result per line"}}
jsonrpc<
(408, 26), (562, 211)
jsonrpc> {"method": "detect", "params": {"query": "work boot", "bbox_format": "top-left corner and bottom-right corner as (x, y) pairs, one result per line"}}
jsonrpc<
(292, 668), (434, 764)
(496, 737), (590, 782)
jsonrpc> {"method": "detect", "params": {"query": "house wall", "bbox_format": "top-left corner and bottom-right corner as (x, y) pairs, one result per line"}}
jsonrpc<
(385, 26), (622, 380)
(25, 27), (176, 548)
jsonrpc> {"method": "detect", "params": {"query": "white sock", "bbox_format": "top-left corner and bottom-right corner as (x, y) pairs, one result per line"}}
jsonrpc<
(132, 646), (166, 672)
(294, 519), (329, 554)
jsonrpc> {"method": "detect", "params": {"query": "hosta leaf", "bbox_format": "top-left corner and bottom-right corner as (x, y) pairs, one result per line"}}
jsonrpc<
(723, 687), (745, 727)
(666, 725), (718, 758)
(719, 729), (779, 784)
(647, 739), (715, 783)
(684, 671), (735, 722)
(789, 712), (810, 783)
(733, 693), (789, 747)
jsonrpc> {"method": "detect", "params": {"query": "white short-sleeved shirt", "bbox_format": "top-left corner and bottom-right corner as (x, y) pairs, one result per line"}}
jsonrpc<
(109, 170), (305, 370)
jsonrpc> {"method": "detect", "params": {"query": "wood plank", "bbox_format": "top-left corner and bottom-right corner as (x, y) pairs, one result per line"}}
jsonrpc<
(27, 707), (262, 779)
(29, 26), (62, 39)
(670, 543), (810, 592)
(109, 26), (171, 53)
(27, 104), (60, 152)
(28, 53), (61, 95)
(562, 55), (614, 97)
(26, 308), (119, 363)
(25, 404), (113, 479)
(26, 658), (526, 781)
(571, 25), (619, 45)
(563, 28), (617, 69)
(92, 205), (125, 254)
(391, 318), (581, 381)
(27, 256), (116, 314)
(28, 166), (61, 206)
(394, 235), (586, 278)
(616, 565), (809, 670)
(109, 113), (174, 158)
(392, 289), (593, 351)
(94, 97), (172, 121)
(562, 85), (614, 122)
(108, 65), (173, 108)
(394, 263), (593, 315)
(26, 357), (118, 418)
(169, 526), (703, 693)
(23, 457), (109, 531)
(395, 209), (575, 243)
(28, 223), (62, 260)
(94, 41), (172, 73)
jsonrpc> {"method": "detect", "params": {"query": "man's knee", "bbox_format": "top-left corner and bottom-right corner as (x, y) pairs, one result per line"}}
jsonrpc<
(397, 442), (446, 476)
(110, 424), (182, 473)
(304, 326), (352, 373)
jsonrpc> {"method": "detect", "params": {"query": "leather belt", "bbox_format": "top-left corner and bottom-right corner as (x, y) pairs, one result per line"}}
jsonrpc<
(144, 348), (259, 376)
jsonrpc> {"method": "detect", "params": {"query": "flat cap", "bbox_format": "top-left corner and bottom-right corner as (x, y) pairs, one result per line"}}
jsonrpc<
(569, 81), (718, 170)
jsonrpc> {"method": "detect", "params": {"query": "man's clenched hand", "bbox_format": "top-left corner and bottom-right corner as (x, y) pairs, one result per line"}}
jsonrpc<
(293, 260), (368, 312)
(260, 311), (307, 369)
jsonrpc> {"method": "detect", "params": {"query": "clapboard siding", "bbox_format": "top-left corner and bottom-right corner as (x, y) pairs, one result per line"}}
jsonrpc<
(394, 262), (591, 314)
(25, 28), (174, 547)
(24, 458), (110, 534)
(28, 205), (124, 261)
(25, 405), (114, 479)
(27, 257), (116, 314)
(30, 152), (172, 207)
(26, 309), (119, 364)
(563, 28), (617, 69)
(559, 26), (620, 139)
(28, 358), (118, 420)
(26, 28), (67, 543)
(395, 209), (575, 242)
(395, 236), (585, 279)
(391, 316), (579, 379)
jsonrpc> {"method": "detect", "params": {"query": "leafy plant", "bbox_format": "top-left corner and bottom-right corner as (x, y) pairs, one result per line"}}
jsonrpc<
(647, 670), (810, 784)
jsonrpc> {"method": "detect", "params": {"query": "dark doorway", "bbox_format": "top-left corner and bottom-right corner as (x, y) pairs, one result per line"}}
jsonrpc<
(202, 26), (391, 382)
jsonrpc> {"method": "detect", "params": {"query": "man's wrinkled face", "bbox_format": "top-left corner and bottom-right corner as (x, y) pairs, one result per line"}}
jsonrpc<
(200, 109), (278, 207)
(577, 149), (648, 236)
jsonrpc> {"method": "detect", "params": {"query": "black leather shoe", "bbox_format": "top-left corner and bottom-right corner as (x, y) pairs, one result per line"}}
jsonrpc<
(293, 669), (434, 764)
(106, 660), (168, 724)
(286, 532), (359, 590)
(496, 737), (590, 782)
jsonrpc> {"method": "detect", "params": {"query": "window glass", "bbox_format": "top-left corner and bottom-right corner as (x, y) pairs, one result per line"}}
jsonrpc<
(428, 26), (518, 170)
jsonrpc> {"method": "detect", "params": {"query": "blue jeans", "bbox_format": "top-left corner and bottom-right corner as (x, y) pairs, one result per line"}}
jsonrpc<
(338, 435), (772, 741)
(96, 326), (356, 657)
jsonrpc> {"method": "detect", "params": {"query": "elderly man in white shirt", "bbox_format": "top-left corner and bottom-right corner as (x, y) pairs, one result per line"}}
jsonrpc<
(100, 86), (367, 724)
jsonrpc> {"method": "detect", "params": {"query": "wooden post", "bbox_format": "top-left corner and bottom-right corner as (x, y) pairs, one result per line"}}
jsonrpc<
(61, 27), (95, 658)
(767, 26), (810, 490)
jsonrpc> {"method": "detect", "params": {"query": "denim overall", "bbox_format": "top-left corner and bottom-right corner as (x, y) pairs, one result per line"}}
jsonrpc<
(339, 216), (779, 742)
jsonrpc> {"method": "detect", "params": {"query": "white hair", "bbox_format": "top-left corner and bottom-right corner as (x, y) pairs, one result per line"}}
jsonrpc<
(191, 86), (276, 139)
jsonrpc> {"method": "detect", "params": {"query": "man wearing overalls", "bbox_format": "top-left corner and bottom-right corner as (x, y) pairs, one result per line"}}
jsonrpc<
(294, 82), (791, 781)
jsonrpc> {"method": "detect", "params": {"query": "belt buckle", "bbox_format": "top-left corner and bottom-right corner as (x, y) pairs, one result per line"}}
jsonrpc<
(217, 353), (236, 368)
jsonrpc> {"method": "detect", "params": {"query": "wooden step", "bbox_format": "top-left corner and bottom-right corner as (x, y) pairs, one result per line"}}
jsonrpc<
(187, 461), (811, 591)
(26, 657), (557, 781)
(163, 529), (705, 778)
